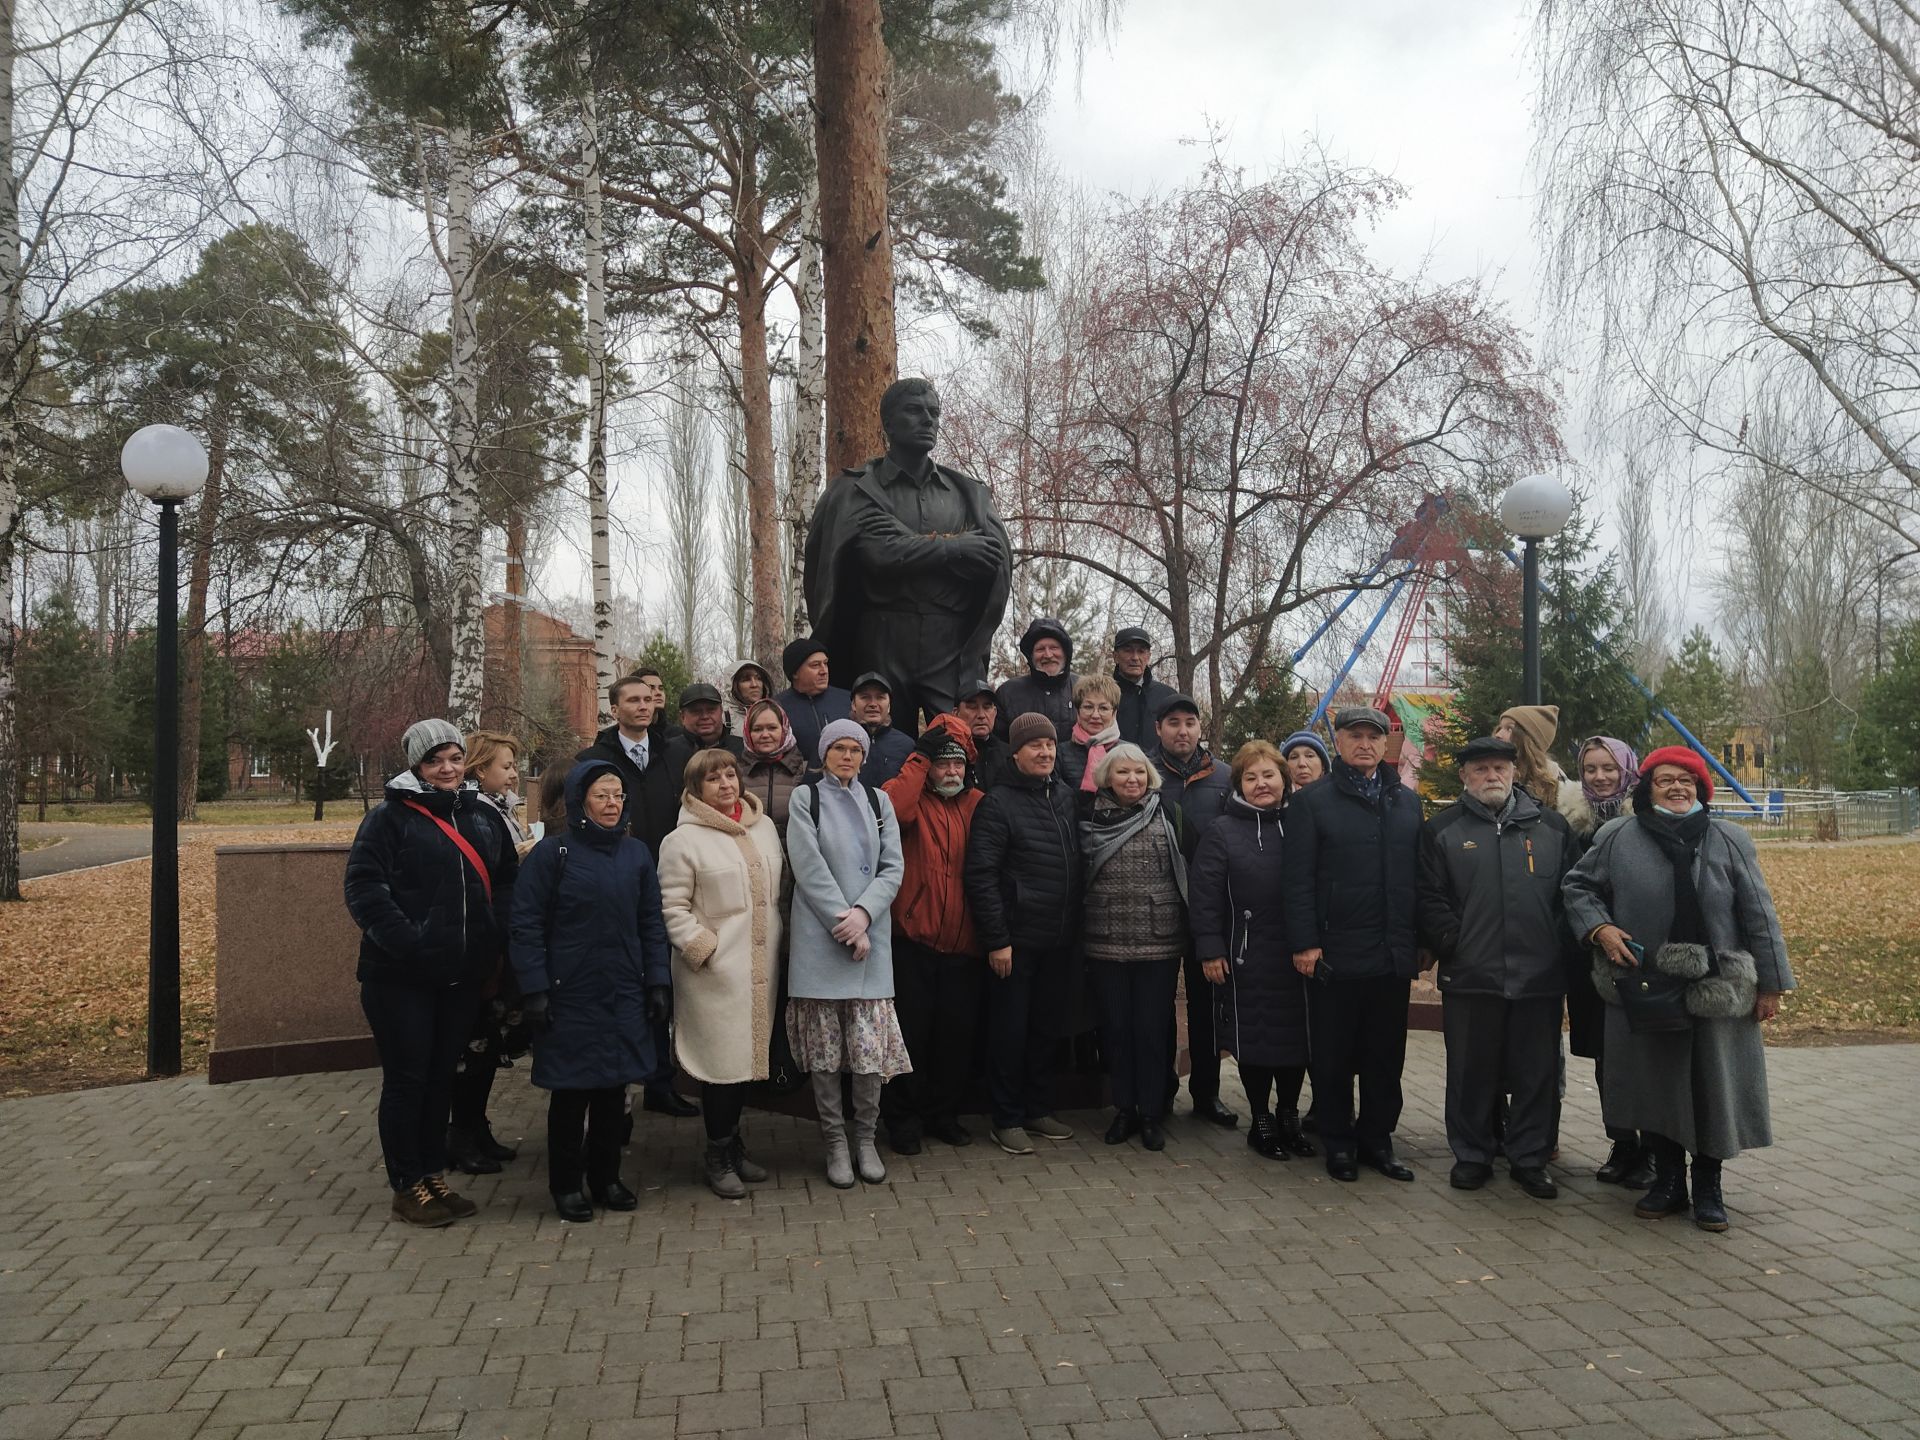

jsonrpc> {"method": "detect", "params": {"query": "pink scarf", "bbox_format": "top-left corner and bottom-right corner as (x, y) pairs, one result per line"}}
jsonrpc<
(1073, 719), (1121, 792)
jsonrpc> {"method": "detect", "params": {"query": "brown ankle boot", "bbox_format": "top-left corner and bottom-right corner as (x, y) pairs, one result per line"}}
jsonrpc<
(391, 1179), (455, 1228)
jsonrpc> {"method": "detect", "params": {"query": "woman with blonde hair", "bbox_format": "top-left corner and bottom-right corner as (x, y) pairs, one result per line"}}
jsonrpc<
(656, 747), (786, 1198)
(445, 730), (534, 1176)
(1192, 740), (1315, 1162)
(1494, 705), (1583, 816)
(1080, 740), (1187, 1151)
(1059, 674), (1123, 795)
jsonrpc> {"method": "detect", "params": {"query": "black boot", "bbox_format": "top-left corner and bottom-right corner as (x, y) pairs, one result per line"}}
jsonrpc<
(447, 1125), (502, 1176)
(475, 1120), (518, 1163)
(1691, 1157), (1729, 1232)
(1277, 1110), (1316, 1157)
(1246, 1114), (1287, 1160)
(1633, 1136), (1689, 1219)
(1595, 1138), (1640, 1185)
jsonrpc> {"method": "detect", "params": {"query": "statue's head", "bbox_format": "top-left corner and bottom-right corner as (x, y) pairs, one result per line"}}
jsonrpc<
(880, 377), (941, 456)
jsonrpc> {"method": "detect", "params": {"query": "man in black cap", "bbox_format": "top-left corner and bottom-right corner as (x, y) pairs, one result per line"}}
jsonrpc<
(773, 637), (851, 772)
(668, 683), (741, 768)
(995, 616), (1079, 743)
(1111, 626), (1178, 747)
(1281, 704), (1425, 1181)
(1148, 692), (1236, 1127)
(850, 671), (914, 786)
(803, 378), (1012, 730)
(1418, 736), (1581, 1199)
(956, 677), (1012, 791)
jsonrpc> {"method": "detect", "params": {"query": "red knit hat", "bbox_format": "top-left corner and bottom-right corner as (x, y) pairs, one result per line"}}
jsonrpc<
(1640, 745), (1713, 801)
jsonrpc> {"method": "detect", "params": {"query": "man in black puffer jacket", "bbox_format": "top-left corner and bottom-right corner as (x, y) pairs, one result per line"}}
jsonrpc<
(994, 615), (1078, 744)
(1418, 736), (1581, 1199)
(345, 720), (518, 1225)
(964, 712), (1084, 1156)
(1282, 706), (1425, 1183)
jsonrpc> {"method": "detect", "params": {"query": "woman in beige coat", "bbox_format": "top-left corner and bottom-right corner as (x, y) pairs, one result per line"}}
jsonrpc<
(656, 748), (785, 1198)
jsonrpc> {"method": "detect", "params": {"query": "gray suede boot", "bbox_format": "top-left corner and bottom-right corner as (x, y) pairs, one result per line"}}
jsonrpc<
(811, 1071), (855, 1189)
(851, 1073), (888, 1184)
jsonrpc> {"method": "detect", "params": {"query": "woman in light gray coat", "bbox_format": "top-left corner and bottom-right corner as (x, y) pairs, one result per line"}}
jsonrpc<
(786, 718), (909, 1188)
(1561, 746), (1793, 1234)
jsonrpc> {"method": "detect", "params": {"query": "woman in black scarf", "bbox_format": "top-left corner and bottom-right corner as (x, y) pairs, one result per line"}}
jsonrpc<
(1562, 748), (1794, 1232)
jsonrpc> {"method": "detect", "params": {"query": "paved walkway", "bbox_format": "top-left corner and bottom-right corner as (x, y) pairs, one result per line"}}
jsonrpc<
(20, 824), (152, 880)
(3, 1036), (1917, 1440)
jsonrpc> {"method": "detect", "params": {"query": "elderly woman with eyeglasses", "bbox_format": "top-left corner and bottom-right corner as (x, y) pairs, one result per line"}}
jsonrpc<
(1561, 746), (1794, 1233)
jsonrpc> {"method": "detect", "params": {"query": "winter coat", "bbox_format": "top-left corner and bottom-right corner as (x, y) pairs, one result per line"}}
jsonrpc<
(1080, 792), (1187, 962)
(1281, 760), (1424, 982)
(346, 771), (517, 990)
(972, 732), (1015, 792)
(508, 760), (671, 1091)
(740, 743), (807, 840)
(1150, 746), (1232, 853)
(882, 730), (984, 956)
(859, 724), (915, 788)
(1561, 813), (1795, 1158)
(1113, 666), (1179, 747)
(656, 791), (784, 1085)
(723, 660), (776, 733)
(1189, 795), (1307, 1067)
(786, 775), (906, 1000)
(664, 730), (746, 790)
(1562, 792), (1630, 1056)
(772, 684), (853, 771)
(994, 669), (1079, 745)
(1417, 789), (1579, 1001)
(576, 725), (681, 859)
(965, 767), (1087, 1038)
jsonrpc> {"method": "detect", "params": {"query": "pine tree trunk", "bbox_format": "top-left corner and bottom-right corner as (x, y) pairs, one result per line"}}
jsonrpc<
(577, 37), (616, 728)
(0, 2), (22, 900)
(813, 0), (897, 474)
(735, 189), (783, 674)
(788, 150), (826, 634)
(176, 404), (226, 822)
(443, 125), (487, 730)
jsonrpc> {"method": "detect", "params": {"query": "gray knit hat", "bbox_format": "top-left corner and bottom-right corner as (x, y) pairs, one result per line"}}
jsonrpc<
(818, 717), (871, 764)
(402, 718), (465, 768)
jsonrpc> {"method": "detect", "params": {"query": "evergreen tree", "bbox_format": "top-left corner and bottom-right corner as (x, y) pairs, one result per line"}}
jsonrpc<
(1843, 624), (1920, 787)
(16, 591), (107, 818)
(634, 634), (695, 716)
(108, 628), (235, 804)
(1219, 660), (1311, 756)
(1429, 499), (1657, 795)
(1654, 626), (1739, 755)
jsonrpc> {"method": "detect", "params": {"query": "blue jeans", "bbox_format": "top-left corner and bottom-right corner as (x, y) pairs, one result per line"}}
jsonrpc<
(360, 980), (477, 1190)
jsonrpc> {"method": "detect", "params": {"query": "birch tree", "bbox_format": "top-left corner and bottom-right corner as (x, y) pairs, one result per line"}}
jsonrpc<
(1533, 0), (1920, 542)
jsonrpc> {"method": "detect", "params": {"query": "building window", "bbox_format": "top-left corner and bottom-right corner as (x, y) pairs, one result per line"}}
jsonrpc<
(1734, 742), (1746, 768)
(250, 752), (271, 779)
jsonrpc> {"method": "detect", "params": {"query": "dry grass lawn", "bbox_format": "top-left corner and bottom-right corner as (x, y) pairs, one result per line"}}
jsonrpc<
(1, 827), (1913, 1097)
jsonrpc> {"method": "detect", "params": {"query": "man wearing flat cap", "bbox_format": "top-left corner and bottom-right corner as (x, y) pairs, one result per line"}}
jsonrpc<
(1417, 736), (1582, 1199)
(1111, 626), (1178, 746)
(1281, 704), (1426, 1181)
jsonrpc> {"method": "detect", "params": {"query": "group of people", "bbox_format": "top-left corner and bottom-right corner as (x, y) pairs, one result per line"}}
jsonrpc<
(344, 624), (1794, 1240)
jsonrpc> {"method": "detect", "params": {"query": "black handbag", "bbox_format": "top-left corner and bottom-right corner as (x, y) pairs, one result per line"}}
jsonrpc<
(1615, 964), (1694, 1034)
(764, 972), (809, 1094)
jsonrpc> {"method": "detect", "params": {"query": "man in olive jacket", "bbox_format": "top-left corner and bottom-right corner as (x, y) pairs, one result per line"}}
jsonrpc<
(1417, 736), (1581, 1199)
(1282, 706), (1425, 1182)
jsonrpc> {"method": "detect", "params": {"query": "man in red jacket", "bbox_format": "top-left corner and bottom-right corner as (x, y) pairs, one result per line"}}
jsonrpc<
(880, 712), (986, 1153)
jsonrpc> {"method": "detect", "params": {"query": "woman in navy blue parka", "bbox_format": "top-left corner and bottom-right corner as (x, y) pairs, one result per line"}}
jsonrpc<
(511, 759), (672, 1221)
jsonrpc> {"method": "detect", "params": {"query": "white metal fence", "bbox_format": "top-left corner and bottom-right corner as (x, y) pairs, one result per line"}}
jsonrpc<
(1717, 787), (1920, 842)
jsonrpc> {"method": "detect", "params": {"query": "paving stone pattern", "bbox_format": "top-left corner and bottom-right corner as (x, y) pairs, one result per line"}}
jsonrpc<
(3, 1036), (1918, 1440)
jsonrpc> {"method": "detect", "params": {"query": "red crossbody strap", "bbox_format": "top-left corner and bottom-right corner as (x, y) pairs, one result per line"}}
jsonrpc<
(403, 799), (494, 904)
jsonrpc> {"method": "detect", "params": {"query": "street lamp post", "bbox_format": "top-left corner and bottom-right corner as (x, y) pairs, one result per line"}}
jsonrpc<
(1498, 475), (1575, 708)
(122, 424), (209, 1078)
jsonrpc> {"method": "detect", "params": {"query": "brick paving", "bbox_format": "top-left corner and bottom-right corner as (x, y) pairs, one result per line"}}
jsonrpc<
(3, 1035), (1917, 1440)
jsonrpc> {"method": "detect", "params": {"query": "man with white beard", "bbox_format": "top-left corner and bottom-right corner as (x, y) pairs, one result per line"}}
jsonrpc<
(1416, 736), (1582, 1199)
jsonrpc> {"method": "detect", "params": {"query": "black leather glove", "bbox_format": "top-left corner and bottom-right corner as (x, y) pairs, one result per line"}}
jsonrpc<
(522, 991), (552, 1037)
(914, 726), (950, 759)
(645, 986), (673, 1026)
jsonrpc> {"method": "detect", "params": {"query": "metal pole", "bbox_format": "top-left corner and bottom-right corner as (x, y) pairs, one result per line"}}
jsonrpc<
(1521, 536), (1542, 707)
(148, 498), (182, 1077)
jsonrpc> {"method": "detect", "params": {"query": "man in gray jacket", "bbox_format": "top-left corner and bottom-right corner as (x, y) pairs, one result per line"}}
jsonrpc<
(1417, 736), (1581, 1198)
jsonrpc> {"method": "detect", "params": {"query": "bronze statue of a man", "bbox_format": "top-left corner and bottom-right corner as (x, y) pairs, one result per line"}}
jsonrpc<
(803, 378), (1012, 731)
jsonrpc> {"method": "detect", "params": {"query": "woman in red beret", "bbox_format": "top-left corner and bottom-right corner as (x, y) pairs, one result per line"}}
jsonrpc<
(1561, 747), (1794, 1233)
